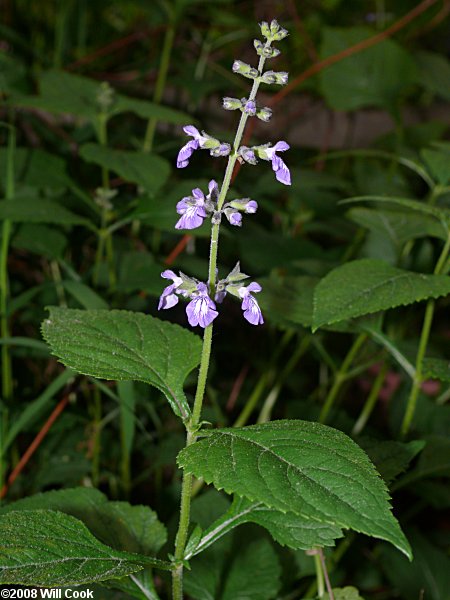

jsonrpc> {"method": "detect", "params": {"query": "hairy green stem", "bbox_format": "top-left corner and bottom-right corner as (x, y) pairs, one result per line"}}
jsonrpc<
(171, 44), (271, 600)
(314, 551), (325, 597)
(319, 333), (367, 424)
(400, 231), (450, 437)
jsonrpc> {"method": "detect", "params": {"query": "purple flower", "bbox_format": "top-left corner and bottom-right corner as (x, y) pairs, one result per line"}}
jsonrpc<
(186, 283), (218, 328)
(245, 200), (258, 214)
(176, 126), (208, 168)
(243, 100), (256, 115)
(158, 270), (183, 310)
(211, 142), (231, 158)
(228, 211), (242, 226)
(265, 141), (291, 186)
(175, 187), (208, 230)
(238, 282), (264, 325)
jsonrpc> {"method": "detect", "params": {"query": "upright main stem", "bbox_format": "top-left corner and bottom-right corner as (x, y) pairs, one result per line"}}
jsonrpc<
(400, 231), (450, 437)
(171, 47), (270, 600)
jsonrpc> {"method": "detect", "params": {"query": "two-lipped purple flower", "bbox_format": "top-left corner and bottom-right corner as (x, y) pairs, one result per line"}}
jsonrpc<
(186, 282), (218, 328)
(238, 282), (264, 325)
(175, 180), (218, 230)
(177, 126), (230, 169)
(158, 270), (184, 310)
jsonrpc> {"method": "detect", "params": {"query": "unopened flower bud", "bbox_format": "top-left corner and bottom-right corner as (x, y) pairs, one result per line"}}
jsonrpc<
(210, 142), (231, 158)
(260, 70), (288, 85)
(224, 208), (242, 227)
(272, 26), (289, 41)
(239, 146), (258, 165)
(260, 21), (271, 39)
(96, 82), (115, 113)
(232, 60), (258, 80)
(223, 97), (242, 111)
(228, 198), (258, 214)
(256, 106), (272, 122)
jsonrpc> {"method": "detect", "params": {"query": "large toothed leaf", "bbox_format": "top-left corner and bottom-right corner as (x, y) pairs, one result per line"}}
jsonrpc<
(313, 259), (450, 330)
(178, 420), (412, 559)
(0, 510), (169, 587)
(188, 495), (343, 558)
(42, 307), (202, 420)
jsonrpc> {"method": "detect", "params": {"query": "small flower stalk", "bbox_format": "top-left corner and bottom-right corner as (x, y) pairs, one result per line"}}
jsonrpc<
(161, 19), (290, 334)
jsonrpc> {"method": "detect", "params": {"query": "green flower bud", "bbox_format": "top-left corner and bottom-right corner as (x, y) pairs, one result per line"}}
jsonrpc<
(223, 96), (242, 110)
(260, 70), (288, 85)
(256, 106), (272, 122)
(232, 60), (258, 79)
(259, 21), (271, 39)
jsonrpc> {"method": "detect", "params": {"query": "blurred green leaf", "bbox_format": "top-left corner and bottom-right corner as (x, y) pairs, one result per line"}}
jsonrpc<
(79, 144), (170, 195)
(313, 259), (450, 330)
(185, 535), (281, 600)
(380, 530), (450, 600)
(415, 50), (450, 102)
(319, 27), (416, 112)
(0, 198), (93, 228)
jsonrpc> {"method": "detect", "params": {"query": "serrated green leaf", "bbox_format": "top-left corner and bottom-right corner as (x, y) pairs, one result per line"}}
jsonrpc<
(79, 144), (170, 195)
(188, 495), (343, 558)
(0, 510), (169, 587)
(313, 259), (450, 330)
(0, 198), (93, 228)
(42, 307), (202, 420)
(423, 357), (450, 382)
(0, 488), (167, 557)
(319, 27), (416, 112)
(178, 420), (412, 559)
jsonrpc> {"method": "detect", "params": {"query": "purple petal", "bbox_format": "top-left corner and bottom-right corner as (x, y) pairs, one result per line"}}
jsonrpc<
(272, 155), (291, 186)
(177, 139), (199, 169)
(242, 295), (264, 325)
(186, 296), (218, 328)
(245, 200), (258, 214)
(273, 140), (290, 152)
(176, 198), (189, 214)
(192, 187), (205, 201)
(208, 180), (219, 197)
(161, 270), (177, 281)
(229, 212), (242, 226)
(247, 282), (262, 294)
(183, 125), (200, 138)
(158, 284), (179, 310)
(244, 100), (256, 115)
(175, 206), (205, 230)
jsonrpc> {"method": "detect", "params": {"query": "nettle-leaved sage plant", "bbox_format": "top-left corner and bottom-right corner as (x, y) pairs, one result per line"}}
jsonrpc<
(1, 20), (412, 600)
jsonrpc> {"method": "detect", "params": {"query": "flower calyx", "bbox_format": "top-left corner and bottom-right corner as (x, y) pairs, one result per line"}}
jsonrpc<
(232, 60), (259, 80)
